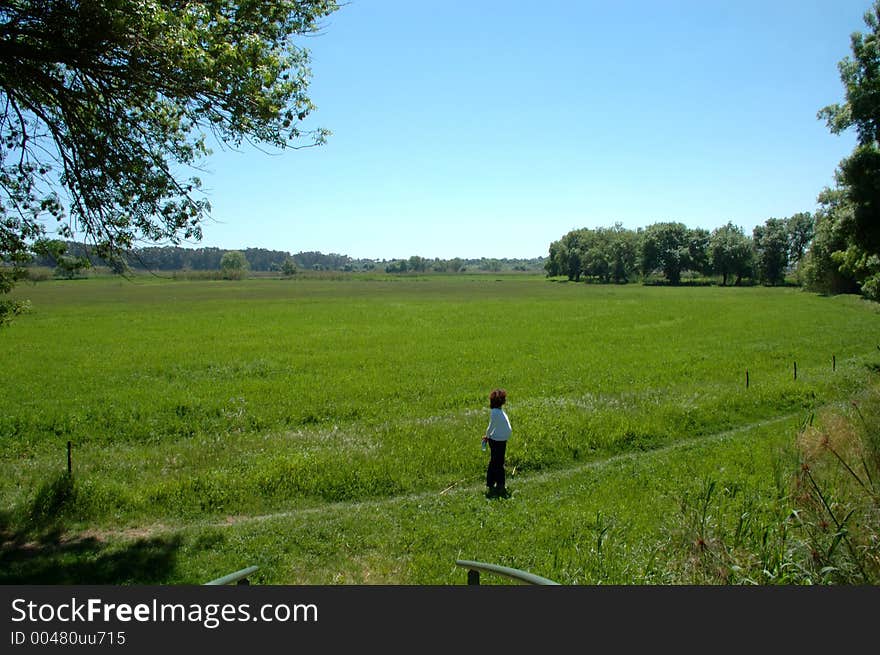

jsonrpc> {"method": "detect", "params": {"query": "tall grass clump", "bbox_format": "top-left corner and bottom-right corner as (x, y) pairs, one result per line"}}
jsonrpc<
(663, 384), (880, 584)
(27, 472), (78, 527)
(789, 395), (880, 583)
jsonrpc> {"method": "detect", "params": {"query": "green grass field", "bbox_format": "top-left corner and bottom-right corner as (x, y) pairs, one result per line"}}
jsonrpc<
(1, 275), (878, 584)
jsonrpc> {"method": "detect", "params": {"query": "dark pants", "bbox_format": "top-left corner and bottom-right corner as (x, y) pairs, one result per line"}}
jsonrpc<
(486, 438), (507, 490)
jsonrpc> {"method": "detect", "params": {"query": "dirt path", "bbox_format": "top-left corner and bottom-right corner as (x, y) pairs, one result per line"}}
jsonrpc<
(76, 410), (807, 543)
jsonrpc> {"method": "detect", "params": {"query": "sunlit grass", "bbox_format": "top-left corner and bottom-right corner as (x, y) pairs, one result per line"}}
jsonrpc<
(1, 275), (878, 583)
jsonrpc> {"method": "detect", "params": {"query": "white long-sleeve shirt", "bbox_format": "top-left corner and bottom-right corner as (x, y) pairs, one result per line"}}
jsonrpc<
(485, 407), (512, 441)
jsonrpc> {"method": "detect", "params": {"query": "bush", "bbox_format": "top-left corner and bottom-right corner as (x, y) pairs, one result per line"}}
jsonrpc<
(859, 272), (880, 302)
(220, 251), (249, 280)
(24, 267), (53, 282)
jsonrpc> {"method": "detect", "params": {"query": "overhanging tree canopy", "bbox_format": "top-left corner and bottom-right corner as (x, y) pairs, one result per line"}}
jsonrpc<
(817, 0), (880, 254)
(0, 0), (338, 319)
(814, 0), (880, 299)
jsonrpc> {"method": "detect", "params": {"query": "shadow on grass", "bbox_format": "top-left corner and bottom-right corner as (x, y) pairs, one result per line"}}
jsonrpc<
(0, 516), (182, 584)
(485, 487), (512, 500)
(0, 473), (182, 584)
(0, 514), (182, 584)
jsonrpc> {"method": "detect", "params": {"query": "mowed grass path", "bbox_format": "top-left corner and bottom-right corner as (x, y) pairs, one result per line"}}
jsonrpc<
(1, 275), (878, 583)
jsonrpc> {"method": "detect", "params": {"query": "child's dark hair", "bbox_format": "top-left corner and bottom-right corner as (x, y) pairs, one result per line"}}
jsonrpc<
(489, 388), (507, 409)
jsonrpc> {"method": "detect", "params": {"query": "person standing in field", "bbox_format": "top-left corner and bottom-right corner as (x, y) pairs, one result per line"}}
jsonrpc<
(483, 388), (512, 497)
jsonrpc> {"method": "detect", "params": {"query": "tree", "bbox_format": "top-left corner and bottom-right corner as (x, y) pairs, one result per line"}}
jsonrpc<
(687, 227), (712, 278)
(0, 224), (32, 324)
(0, 1), (339, 319)
(385, 260), (407, 274)
(545, 230), (587, 281)
(709, 222), (753, 286)
(604, 224), (639, 283)
(575, 229), (606, 282)
(577, 224), (639, 283)
(786, 212), (815, 265)
(220, 250), (249, 280)
(281, 258), (297, 277)
(799, 185), (866, 295)
(753, 218), (789, 285)
(33, 238), (90, 279)
(640, 222), (691, 285)
(447, 257), (464, 273)
(816, 1), (880, 298)
(54, 253), (90, 279)
(546, 225), (639, 283)
(244, 248), (290, 272)
(545, 240), (563, 277)
(408, 255), (428, 273)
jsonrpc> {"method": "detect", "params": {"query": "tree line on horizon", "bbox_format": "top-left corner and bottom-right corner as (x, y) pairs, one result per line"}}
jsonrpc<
(24, 241), (547, 277)
(25, 243), (351, 276)
(544, 214), (815, 287)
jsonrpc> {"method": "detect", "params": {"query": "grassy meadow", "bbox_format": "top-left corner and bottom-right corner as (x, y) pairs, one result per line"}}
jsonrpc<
(1, 274), (879, 584)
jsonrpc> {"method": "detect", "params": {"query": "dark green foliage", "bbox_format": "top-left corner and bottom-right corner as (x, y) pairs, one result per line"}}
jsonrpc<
(0, 199), (39, 323)
(801, 188), (861, 295)
(687, 228), (712, 278)
(708, 222), (753, 286)
(839, 144), (880, 255)
(753, 218), (789, 285)
(786, 212), (815, 265)
(31, 239), (90, 279)
(814, 0), (880, 299)
(546, 217), (812, 289)
(546, 223), (639, 283)
(639, 221), (692, 285)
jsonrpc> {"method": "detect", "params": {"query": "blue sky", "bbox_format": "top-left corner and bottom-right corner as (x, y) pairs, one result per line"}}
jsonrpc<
(196, 0), (870, 260)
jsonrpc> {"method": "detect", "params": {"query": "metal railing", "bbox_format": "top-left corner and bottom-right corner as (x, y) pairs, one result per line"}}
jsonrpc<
(204, 562), (555, 585)
(455, 560), (560, 585)
(204, 565), (259, 585)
